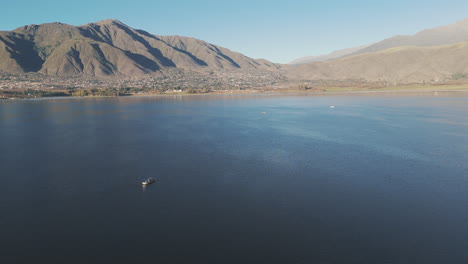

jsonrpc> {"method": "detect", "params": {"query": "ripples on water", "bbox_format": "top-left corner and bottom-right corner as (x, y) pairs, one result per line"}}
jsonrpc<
(1, 93), (468, 263)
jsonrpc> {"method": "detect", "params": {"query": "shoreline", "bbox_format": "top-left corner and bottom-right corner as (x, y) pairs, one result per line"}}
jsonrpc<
(2, 86), (468, 101)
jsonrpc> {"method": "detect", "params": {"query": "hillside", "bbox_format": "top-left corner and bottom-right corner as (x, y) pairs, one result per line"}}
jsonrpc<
(289, 18), (468, 65)
(0, 19), (279, 78)
(350, 18), (468, 57)
(287, 42), (468, 83)
(289, 44), (371, 64)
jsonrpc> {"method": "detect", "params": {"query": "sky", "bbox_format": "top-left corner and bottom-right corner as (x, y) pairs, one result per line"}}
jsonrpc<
(2, 0), (468, 63)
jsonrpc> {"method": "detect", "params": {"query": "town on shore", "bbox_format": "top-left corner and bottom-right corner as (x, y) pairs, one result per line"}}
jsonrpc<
(2, 69), (468, 99)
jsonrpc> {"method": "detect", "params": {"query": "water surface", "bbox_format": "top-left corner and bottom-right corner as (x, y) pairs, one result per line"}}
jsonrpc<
(1, 93), (468, 263)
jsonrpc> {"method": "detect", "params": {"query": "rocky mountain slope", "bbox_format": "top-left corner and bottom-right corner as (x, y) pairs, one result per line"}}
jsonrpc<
(0, 19), (279, 78)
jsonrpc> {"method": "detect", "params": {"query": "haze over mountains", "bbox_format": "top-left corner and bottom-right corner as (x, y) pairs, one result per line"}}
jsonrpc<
(288, 42), (468, 82)
(289, 44), (372, 65)
(290, 18), (468, 64)
(0, 19), (278, 78)
(288, 18), (468, 83)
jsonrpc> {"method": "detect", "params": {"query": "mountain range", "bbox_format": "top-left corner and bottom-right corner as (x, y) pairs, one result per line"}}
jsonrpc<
(0, 19), (278, 78)
(287, 42), (468, 82)
(2, 18), (468, 84)
(288, 18), (468, 83)
(290, 18), (468, 64)
(289, 44), (372, 65)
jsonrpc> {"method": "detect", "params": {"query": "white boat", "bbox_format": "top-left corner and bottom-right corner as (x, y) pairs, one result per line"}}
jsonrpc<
(142, 178), (155, 185)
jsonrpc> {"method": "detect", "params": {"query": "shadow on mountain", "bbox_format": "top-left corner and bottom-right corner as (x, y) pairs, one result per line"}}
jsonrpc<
(79, 26), (112, 44)
(125, 51), (160, 71)
(113, 24), (176, 67)
(168, 45), (208, 66)
(67, 48), (85, 72)
(135, 29), (162, 41)
(90, 44), (116, 75)
(209, 45), (241, 68)
(0, 35), (44, 72)
(135, 29), (208, 67)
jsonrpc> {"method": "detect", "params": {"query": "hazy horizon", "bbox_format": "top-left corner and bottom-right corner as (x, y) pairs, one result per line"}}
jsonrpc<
(3, 0), (468, 63)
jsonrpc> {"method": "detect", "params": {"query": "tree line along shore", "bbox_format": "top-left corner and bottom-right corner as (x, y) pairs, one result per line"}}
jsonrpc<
(2, 83), (468, 100)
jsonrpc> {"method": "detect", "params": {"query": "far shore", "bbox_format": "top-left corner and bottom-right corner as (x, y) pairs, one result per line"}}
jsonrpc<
(2, 84), (468, 100)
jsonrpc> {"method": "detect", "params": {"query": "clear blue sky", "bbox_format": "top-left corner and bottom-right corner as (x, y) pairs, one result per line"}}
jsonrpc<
(2, 0), (468, 63)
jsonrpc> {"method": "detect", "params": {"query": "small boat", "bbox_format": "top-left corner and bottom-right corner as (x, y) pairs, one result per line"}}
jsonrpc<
(329, 105), (335, 109)
(142, 178), (156, 185)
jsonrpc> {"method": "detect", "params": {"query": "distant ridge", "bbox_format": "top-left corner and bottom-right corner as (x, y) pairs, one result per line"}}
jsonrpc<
(287, 17), (468, 83)
(289, 44), (371, 64)
(0, 19), (279, 78)
(288, 42), (468, 83)
(290, 18), (468, 64)
(349, 18), (468, 57)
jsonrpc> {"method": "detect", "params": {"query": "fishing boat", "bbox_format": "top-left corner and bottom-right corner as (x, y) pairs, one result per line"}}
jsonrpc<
(142, 177), (156, 185)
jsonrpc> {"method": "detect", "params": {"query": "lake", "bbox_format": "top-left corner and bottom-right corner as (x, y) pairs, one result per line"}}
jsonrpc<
(1, 92), (468, 263)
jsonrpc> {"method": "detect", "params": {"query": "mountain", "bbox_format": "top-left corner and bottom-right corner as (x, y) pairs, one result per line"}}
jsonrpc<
(287, 42), (468, 83)
(290, 18), (468, 65)
(0, 19), (278, 78)
(289, 44), (371, 64)
(349, 18), (468, 57)
(287, 18), (468, 83)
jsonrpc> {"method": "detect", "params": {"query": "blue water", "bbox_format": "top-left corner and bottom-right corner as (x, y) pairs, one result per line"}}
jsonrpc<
(1, 93), (468, 263)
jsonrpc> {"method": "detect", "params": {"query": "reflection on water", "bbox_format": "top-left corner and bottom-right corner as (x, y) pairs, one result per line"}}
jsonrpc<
(1, 93), (468, 264)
